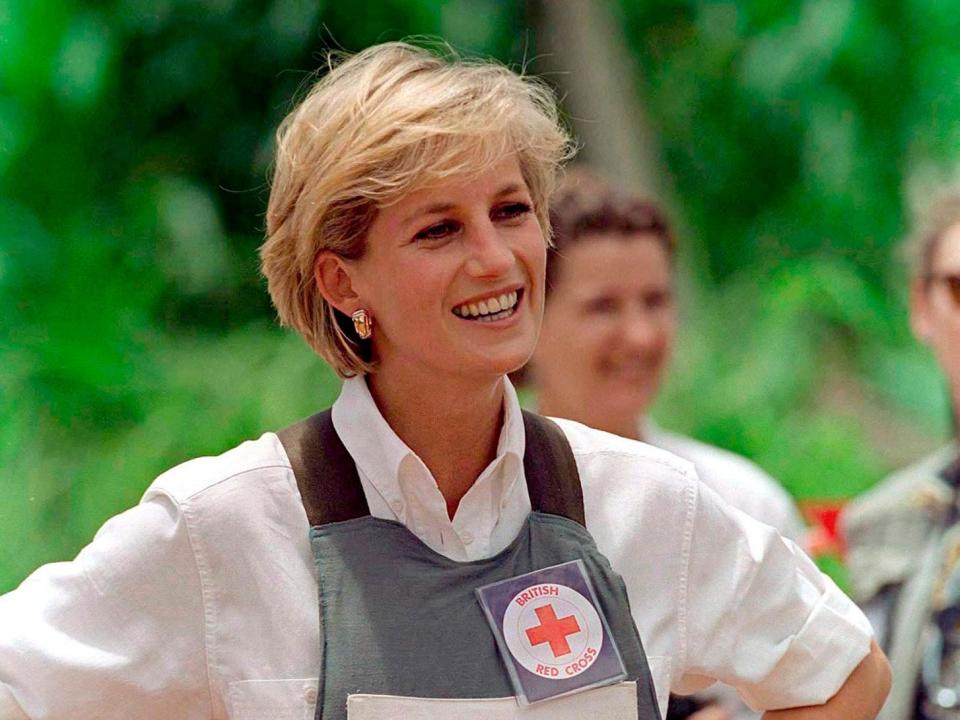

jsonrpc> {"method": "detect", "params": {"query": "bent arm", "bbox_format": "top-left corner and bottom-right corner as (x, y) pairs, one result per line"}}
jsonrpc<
(762, 640), (891, 720)
(677, 480), (880, 712)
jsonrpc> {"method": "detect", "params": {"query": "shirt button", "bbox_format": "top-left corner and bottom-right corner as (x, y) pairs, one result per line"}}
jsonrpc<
(461, 531), (474, 545)
(390, 499), (404, 514)
(304, 685), (318, 704)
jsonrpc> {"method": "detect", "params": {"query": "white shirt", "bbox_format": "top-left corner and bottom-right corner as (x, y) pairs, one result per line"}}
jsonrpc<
(0, 377), (872, 720)
(645, 424), (806, 541)
(644, 424), (808, 720)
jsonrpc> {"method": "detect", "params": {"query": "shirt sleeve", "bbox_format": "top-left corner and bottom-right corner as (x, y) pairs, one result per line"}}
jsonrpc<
(675, 481), (873, 711)
(771, 491), (807, 545)
(0, 491), (212, 720)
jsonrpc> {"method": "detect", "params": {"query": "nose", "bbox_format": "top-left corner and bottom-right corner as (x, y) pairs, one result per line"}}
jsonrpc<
(464, 220), (514, 278)
(621, 306), (660, 350)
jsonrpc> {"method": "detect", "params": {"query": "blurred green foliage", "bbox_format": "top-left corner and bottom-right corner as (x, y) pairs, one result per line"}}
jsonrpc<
(0, 0), (956, 592)
(0, 0), (525, 590)
(617, 0), (956, 504)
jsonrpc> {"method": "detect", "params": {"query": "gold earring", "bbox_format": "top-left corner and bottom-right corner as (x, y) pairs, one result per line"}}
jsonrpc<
(351, 309), (373, 340)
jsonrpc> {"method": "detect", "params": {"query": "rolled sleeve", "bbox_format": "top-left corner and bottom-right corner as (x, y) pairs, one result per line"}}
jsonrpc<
(678, 481), (872, 711)
(0, 492), (211, 720)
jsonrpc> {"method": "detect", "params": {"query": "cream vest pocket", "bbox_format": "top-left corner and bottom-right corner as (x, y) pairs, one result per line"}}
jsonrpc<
(645, 656), (672, 719)
(228, 678), (318, 720)
(347, 681), (638, 719)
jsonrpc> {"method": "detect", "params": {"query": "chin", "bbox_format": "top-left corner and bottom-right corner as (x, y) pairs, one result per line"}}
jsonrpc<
(491, 351), (535, 378)
(472, 336), (538, 377)
(595, 387), (650, 421)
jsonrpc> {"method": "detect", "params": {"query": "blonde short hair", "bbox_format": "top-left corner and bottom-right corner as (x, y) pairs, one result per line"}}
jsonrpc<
(260, 41), (574, 377)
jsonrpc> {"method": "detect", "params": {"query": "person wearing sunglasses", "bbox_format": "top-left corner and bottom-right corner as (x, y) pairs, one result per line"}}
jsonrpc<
(0, 42), (889, 720)
(844, 192), (960, 720)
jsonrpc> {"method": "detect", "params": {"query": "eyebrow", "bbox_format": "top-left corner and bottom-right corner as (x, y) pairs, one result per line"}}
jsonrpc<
(403, 182), (526, 226)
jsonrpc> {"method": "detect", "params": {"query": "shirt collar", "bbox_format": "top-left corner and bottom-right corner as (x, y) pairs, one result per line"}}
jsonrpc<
(331, 375), (526, 489)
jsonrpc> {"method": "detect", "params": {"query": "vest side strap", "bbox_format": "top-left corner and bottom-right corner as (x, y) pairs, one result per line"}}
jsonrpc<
(277, 410), (370, 526)
(521, 411), (585, 526)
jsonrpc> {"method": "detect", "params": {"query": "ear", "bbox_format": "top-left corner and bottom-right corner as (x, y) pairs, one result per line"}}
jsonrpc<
(910, 277), (934, 345)
(314, 251), (362, 316)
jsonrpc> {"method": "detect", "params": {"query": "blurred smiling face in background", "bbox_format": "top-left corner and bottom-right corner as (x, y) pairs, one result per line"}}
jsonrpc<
(912, 221), (960, 406)
(532, 231), (676, 435)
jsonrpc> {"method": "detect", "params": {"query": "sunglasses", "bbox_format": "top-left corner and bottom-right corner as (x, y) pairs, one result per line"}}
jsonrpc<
(927, 273), (960, 304)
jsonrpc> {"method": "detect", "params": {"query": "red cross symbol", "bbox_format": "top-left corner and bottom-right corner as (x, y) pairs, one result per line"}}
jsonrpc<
(525, 603), (581, 657)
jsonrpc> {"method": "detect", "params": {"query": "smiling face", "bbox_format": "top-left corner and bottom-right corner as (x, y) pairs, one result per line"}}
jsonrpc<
(532, 233), (676, 435)
(340, 156), (546, 388)
(912, 222), (960, 413)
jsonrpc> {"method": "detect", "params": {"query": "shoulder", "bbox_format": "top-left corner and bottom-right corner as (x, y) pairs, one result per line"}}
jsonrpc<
(845, 445), (955, 525)
(651, 429), (763, 481)
(842, 445), (956, 601)
(143, 433), (300, 532)
(548, 417), (700, 533)
(551, 416), (697, 487)
(650, 429), (800, 535)
(135, 432), (311, 598)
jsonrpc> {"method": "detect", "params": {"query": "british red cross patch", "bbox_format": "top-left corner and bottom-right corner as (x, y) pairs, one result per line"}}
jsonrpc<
(476, 560), (627, 705)
(503, 581), (603, 679)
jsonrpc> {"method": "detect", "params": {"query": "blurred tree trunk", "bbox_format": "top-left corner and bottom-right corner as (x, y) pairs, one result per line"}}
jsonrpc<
(530, 0), (661, 195)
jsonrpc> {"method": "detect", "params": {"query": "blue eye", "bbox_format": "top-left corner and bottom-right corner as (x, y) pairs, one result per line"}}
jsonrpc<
(414, 220), (461, 241)
(493, 202), (532, 222)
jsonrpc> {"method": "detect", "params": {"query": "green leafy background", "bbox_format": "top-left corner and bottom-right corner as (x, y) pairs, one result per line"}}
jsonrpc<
(1, 0), (955, 591)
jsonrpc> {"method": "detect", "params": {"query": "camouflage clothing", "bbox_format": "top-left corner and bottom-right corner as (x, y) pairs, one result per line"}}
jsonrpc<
(843, 444), (960, 720)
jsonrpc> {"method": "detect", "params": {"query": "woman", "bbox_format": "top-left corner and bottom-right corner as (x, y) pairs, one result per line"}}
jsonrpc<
(843, 191), (960, 720)
(527, 168), (804, 543)
(524, 169), (806, 720)
(0, 42), (887, 720)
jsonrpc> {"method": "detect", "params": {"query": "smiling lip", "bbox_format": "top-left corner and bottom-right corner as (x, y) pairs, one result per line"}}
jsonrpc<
(452, 287), (524, 322)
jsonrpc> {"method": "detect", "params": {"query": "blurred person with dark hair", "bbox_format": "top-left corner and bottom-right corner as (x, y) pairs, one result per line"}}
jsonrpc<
(843, 191), (960, 720)
(523, 169), (805, 720)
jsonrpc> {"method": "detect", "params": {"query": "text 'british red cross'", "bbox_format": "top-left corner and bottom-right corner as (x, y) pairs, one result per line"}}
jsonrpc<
(525, 604), (581, 657)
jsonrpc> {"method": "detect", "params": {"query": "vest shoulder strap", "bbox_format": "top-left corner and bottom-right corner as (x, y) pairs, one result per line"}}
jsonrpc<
(277, 410), (370, 527)
(521, 411), (585, 526)
(279, 408), (584, 528)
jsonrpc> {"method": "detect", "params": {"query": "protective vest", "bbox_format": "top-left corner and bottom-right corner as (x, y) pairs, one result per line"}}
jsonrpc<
(279, 409), (662, 720)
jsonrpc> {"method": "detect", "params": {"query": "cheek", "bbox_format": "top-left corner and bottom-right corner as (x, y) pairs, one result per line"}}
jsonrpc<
(375, 261), (447, 319)
(645, 312), (677, 355)
(546, 308), (613, 350)
(520, 234), (547, 285)
(934, 329), (960, 369)
(928, 311), (960, 357)
(655, 323), (677, 356)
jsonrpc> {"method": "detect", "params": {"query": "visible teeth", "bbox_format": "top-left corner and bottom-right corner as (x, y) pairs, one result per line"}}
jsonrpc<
(453, 289), (521, 319)
(477, 308), (513, 323)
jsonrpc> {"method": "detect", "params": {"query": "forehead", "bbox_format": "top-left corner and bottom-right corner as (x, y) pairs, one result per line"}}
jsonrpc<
(381, 156), (527, 218)
(934, 222), (960, 271)
(555, 233), (672, 286)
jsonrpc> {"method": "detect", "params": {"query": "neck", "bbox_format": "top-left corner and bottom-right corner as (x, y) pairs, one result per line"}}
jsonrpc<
(367, 363), (505, 519)
(538, 393), (642, 441)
